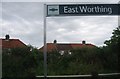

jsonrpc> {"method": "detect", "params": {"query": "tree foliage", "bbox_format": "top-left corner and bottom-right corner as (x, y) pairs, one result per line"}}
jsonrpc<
(104, 26), (120, 72)
(47, 47), (105, 75)
(2, 46), (42, 78)
(104, 26), (120, 47)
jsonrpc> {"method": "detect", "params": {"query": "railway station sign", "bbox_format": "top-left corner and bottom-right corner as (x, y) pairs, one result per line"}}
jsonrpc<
(47, 4), (119, 16)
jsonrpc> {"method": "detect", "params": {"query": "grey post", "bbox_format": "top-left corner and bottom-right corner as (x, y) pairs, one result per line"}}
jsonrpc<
(44, 4), (47, 78)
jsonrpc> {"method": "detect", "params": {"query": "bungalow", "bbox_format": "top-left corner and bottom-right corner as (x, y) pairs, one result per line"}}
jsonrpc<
(39, 40), (96, 55)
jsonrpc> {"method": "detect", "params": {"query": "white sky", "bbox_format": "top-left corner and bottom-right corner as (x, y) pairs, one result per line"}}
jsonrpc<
(0, 0), (119, 48)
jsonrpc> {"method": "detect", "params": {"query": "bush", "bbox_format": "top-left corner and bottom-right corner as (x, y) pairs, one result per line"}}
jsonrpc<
(2, 46), (41, 78)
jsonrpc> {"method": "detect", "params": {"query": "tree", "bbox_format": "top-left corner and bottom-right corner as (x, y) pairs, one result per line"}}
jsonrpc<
(104, 26), (120, 46)
(104, 26), (120, 72)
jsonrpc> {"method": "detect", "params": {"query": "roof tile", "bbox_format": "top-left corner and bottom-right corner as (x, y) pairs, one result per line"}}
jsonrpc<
(0, 39), (26, 49)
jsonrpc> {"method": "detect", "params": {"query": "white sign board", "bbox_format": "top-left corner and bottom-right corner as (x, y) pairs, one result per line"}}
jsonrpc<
(47, 5), (59, 16)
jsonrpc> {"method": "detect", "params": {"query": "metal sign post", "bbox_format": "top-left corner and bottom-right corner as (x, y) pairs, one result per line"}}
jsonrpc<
(43, 4), (47, 78)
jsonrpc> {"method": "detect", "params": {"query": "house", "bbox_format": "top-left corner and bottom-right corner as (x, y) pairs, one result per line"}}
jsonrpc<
(0, 35), (27, 50)
(39, 40), (96, 55)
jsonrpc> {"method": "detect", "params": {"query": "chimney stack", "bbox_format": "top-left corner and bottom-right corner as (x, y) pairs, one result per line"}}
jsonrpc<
(53, 40), (57, 44)
(5, 34), (10, 40)
(82, 40), (86, 44)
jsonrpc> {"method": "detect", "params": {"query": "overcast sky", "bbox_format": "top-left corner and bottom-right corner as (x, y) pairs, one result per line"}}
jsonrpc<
(0, 0), (120, 48)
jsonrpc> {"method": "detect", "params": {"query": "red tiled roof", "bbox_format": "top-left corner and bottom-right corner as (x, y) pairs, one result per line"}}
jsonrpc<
(57, 44), (73, 51)
(40, 43), (57, 52)
(39, 43), (96, 52)
(0, 39), (27, 49)
(71, 44), (95, 49)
